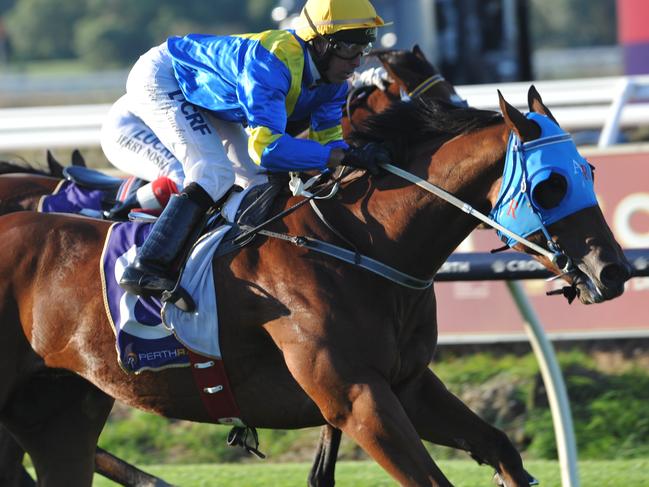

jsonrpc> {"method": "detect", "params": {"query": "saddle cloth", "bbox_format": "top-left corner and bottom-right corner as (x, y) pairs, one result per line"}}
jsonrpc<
(100, 181), (268, 373)
(38, 179), (105, 214)
(38, 176), (142, 216)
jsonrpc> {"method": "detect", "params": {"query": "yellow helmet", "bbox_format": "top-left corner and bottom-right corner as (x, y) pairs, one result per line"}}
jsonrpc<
(295, 0), (391, 42)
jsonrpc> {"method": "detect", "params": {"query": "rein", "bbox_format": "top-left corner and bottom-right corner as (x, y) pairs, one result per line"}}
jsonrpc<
(379, 163), (560, 263)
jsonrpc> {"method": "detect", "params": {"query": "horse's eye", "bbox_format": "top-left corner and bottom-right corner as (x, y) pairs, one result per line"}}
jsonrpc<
(532, 172), (567, 210)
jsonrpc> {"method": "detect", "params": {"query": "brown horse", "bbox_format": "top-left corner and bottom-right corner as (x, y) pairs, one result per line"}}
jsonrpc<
(342, 45), (463, 134)
(0, 48), (461, 487)
(0, 88), (630, 486)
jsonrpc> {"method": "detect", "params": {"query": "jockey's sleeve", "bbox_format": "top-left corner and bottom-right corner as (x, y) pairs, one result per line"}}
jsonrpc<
(308, 83), (349, 152)
(239, 38), (341, 172)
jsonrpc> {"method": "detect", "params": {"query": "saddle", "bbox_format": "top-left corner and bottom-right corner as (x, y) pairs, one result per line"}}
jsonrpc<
(61, 166), (145, 216)
(63, 166), (124, 190)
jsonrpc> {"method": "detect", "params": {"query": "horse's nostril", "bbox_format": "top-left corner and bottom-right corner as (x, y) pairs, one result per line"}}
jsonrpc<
(600, 263), (631, 286)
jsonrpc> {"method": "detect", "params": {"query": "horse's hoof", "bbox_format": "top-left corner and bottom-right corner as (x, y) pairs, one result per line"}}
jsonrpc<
(493, 471), (540, 486)
(493, 472), (506, 487)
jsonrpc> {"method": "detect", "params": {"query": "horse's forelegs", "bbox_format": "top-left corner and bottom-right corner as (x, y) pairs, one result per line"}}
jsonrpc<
(307, 425), (341, 487)
(307, 377), (453, 486)
(400, 369), (531, 487)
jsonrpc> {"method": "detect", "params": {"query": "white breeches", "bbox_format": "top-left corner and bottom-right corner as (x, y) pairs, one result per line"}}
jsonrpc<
(100, 43), (265, 202)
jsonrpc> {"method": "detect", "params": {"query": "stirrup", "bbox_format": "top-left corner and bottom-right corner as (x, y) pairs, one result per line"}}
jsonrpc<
(161, 286), (196, 313)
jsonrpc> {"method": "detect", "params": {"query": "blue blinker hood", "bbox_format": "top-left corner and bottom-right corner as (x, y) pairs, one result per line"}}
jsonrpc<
(489, 112), (598, 247)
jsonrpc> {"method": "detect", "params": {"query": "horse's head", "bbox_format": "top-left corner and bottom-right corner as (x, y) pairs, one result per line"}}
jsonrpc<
(493, 86), (632, 304)
(374, 45), (465, 106)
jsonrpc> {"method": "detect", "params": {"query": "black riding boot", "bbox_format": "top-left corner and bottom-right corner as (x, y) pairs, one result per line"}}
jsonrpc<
(119, 184), (213, 297)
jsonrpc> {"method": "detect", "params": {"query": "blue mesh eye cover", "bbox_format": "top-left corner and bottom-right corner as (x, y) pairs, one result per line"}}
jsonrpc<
(490, 112), (598, 247)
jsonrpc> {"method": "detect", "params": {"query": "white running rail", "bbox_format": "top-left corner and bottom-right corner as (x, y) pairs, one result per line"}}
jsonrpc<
(1, 75), (649, 151)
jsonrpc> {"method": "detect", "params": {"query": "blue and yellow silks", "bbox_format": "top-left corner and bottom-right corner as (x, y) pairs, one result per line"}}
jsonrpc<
(167, 30), (348, 172)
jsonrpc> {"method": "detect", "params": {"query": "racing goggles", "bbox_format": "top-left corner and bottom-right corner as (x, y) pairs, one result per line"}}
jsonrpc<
(330, 40), (372, 60)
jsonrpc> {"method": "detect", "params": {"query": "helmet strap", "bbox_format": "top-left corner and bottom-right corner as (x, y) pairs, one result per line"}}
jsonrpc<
(303, 8), (335, 82)
(303, 8), (332, 46)
(306, 39), (333, 83)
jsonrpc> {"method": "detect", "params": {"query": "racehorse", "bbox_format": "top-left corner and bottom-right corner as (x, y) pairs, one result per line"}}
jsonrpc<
(0, 49), (460, 485)
(0, 47), (460, 487)
(0, 87), (631, 486)
(342, 45), (464, 134)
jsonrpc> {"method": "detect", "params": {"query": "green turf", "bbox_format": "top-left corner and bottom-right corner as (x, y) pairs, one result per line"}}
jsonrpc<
(85, 459), (649, 486)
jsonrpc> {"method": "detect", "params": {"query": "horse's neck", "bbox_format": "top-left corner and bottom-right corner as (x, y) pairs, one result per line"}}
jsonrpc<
(329, 123), (508, 280)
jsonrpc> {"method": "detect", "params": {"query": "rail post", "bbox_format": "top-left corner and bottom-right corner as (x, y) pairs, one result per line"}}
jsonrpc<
(506, 281), (580, 487)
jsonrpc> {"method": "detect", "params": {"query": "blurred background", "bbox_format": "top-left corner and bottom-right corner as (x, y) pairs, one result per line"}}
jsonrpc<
(0, 0), (640, 106)
(1, 1), (648, 485)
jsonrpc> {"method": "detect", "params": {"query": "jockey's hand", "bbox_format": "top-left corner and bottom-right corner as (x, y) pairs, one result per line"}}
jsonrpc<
(342, 143), (391, 176)
(349, 67), (393, 91)
(105, 194), (138, 221)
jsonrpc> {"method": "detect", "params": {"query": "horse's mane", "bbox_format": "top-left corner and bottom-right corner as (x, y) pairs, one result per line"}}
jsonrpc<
(349, 98), (503, 161)
(0, 160), (50, 176)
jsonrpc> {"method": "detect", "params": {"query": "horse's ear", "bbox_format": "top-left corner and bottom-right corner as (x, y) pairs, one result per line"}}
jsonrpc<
(71, 149), (87, 167)
(528, 85), (558, 124)
(46, 150), (64, 178)
(498, 90), (540, 142)
(412, 44), (427, 62)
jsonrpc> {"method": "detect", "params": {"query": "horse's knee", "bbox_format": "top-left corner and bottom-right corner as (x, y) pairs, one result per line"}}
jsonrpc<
(317, 383), (369, 431)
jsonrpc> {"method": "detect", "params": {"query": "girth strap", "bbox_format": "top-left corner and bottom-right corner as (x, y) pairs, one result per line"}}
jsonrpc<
(188, 350), (243, 426)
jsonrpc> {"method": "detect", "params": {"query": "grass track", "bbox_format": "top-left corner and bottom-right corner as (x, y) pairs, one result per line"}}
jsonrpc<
(87, 459), (649, 486)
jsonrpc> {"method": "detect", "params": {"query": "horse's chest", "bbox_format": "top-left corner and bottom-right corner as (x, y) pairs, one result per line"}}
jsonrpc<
(391, 319), (437, 383)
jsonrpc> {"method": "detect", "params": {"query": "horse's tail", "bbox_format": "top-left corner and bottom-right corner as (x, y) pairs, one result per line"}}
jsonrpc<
(0, 213), (36, 408)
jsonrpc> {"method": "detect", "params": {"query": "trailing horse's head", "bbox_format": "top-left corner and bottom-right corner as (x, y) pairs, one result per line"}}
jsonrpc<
(373, 46), (464, 106)
(494, 86), (632, 304)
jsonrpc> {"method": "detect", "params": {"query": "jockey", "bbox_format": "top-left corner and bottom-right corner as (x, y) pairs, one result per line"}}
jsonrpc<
(104, 0), (392, 298)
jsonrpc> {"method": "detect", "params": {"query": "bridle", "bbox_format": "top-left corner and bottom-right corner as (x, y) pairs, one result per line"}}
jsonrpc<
(404, 73), (445, 99)
(345, 71), (466, 131)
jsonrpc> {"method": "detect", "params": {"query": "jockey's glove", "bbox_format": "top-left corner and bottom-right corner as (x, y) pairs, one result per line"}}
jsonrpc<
(105, 193), (138, 220)
(349, 67), (393, 91)
(342, 142), (391, 176)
